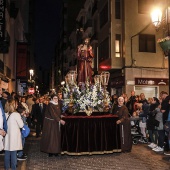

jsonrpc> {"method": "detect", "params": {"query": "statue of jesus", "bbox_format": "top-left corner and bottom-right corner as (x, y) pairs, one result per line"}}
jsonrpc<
(77, 38), (94, 84)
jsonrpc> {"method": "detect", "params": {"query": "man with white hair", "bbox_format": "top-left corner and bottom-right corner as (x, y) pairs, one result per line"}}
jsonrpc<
(116, 97), (132, 152)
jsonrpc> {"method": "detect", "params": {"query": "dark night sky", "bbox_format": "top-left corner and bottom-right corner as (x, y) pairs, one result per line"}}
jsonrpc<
(35, 0), (62, 70)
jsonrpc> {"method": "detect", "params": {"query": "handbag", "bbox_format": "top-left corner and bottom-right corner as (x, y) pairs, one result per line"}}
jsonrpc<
(164, 121), (170, 133)
(154, 119), (160, 127)
(21, 124), (30, 138)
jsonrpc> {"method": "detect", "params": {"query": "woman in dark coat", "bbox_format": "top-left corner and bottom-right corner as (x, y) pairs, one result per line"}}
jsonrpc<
(116, 96), (132, 152)
(40, 94), (65, 157)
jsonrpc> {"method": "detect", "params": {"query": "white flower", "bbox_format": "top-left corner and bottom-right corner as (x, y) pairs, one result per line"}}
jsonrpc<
(62, 84), (111, 113)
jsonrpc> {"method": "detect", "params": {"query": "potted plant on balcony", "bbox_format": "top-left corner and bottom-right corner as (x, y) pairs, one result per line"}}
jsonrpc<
(157, 36), (170, 53)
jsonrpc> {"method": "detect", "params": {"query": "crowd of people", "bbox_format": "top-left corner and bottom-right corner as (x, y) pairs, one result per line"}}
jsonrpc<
(110, 90), (170, 155)
(1, 88), (170, 169)
(0, 91), (65, 169)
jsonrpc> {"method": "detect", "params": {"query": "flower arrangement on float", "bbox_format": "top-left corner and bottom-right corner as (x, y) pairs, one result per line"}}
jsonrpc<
(61, 71), (111, 115)
(62, 84), (111, 114)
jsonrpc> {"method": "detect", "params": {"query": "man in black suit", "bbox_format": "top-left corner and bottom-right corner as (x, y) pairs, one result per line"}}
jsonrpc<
(32, 96), (47, 138)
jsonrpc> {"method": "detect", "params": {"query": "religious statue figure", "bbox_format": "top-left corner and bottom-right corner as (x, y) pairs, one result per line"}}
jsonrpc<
(77, 38), (94, 84)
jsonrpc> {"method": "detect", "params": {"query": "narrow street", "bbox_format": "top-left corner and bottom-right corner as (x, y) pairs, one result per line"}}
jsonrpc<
(0, 130), (170, 170)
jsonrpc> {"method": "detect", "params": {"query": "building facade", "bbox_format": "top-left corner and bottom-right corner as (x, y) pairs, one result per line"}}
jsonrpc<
(56, 0), (168, 98)
(0, 0), (35, 95)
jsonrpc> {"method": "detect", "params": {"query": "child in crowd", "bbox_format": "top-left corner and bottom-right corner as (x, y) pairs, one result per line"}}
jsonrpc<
(17, 105), (28, 161)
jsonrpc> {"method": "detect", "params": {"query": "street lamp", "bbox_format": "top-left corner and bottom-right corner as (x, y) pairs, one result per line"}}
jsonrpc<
(151, 9), (162, 30)
(151, 4), (170, 93)
(29, 69), (34, 80)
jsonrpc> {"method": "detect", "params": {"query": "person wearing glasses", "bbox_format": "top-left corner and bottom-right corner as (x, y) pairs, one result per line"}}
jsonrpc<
(40, 94), (65, 157)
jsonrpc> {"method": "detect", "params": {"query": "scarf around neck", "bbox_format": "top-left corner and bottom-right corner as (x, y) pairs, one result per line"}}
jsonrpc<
(50, 101), (58, 105)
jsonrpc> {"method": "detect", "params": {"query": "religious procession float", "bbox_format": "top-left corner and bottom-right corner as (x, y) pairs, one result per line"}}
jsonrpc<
(61, 38), (112, 115)
(61, 70), (111, 116)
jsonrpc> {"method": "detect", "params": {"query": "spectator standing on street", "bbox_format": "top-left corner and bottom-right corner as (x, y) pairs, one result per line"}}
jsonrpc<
(139, 101), (150, 143)
(20, 96), (29, 116)
(152, 102), (164, 152)
(44, 97), (50, 105)
(1, 92), (10, 110)
(4, 99), (24, 170)
(26, 95), (35, 127)
(160, 91), (170, 155)
(126, 91), (136, 116)
(40, 94), (65, 157)
(139, 93), (148, 104)
(31, 98), (39, 130)
(133, 95), (140, 112)
(17, 106), (28, 161)
(32, 97), (47, 138)
(0, 101), (6, 151)
(159, 92), (170, 154)
(147, 97), (160, 149)
(10, 92), (16, 100)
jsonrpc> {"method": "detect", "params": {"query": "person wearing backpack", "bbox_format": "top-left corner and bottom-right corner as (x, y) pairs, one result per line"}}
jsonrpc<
(16, 105), (28, 161)
(4, 99), (24, 170)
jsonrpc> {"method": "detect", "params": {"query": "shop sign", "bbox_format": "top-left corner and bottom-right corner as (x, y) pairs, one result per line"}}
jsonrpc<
(28, 88), (35, 94)
(0, 0), (5, 41)
(135, 78), (169, 85)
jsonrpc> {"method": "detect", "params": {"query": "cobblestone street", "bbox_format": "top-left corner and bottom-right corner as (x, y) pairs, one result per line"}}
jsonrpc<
(0, 133), (170, 170)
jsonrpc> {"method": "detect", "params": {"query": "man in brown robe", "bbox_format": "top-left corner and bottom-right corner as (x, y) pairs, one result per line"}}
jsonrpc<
(116, 96), (132, 152)
(40, 94), (65, 157)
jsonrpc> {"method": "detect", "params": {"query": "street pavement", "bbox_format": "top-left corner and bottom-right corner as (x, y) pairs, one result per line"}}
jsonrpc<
(0, 130), (170, 170)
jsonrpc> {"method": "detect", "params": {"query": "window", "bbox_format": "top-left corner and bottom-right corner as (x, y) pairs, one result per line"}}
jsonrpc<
(115, 34), (121, 57)
(138, 0), (154, 14)
(100, 2), (108, 28)
(115, 0), (121, 19)
(99, 37), (109, 62)
(139, 34), (156, 53)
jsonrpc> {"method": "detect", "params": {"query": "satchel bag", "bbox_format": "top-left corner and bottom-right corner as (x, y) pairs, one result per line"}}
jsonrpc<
(164, 121), (170, 133)
(154, 119), (160, 127)
(21, 125), (30, 138)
